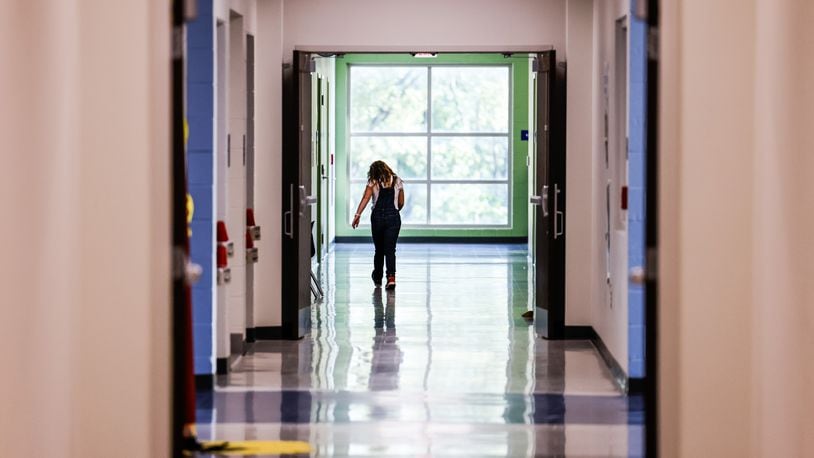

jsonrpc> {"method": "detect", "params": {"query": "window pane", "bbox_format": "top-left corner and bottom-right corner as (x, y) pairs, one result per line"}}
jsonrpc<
(350, 66), (427, 133)
(431, 136), (509, 180)
(350, 137), (427, 180)
(401, 182), (428, 224)
(431, 67), (509, 133)
(349, 182), (428, 225)
(430, 184), (509, 225)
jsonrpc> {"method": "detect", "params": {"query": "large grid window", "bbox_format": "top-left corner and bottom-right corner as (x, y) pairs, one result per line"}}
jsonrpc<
(349, 65), (511, 227)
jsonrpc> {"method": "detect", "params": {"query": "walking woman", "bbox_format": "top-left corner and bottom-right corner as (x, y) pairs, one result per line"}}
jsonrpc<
(352, 160), (404, 289)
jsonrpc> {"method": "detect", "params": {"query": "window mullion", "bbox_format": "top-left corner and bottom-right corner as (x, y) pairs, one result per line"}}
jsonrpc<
(426, 65), (432, 225)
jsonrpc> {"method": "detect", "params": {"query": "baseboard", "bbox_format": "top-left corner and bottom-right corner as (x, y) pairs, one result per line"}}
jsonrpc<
(195, 374), (214, 391)
(216, 357), (228, 375)
(255, 326), (283, 340)
(590, 328), (630, 393)
(628, 377), (645, 394)
(563, 325), (635, 394)
(563, 325), (595, 340)
(335, 236), (527, 244)
(230, 333), (247, 356)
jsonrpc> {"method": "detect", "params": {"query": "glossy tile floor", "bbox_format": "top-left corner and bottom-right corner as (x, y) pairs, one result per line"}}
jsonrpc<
(197, 244), (643, 457)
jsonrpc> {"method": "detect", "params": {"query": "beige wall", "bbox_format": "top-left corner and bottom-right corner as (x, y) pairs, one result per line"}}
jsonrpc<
(0, 0), (170, 456)
(660, 0), (814, 455)
(752, 2), (814, 455)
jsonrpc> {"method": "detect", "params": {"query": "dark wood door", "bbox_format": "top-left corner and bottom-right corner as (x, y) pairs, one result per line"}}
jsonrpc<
(282, 51), (315, 339)
(533, 51), (566, 339)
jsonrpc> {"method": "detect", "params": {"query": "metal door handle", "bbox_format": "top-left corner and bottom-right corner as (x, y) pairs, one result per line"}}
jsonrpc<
(284, 184), (294, 239)
(554, 184), (564, 239)
(299, 185), (317, 209)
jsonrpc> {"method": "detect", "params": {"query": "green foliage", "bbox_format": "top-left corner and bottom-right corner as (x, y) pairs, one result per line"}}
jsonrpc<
(350, 67), (427, 133)
(350, 137), (426, 180)
(432, 67), (509, 133)
(431, 184), (509, 225)
(432, 137), (508, 180)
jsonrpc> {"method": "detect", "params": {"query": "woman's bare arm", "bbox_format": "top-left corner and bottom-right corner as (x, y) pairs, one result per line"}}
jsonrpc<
(397, 188), (405, 210)
(352, 185), (373, 229)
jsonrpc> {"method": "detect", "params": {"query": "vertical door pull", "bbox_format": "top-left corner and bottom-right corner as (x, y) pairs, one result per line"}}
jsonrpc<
(283, 184), (294, 239)
(554, 184), (564, 239)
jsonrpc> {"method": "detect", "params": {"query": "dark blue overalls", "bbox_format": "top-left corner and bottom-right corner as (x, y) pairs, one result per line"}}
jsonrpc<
(371, 185), (401, 283)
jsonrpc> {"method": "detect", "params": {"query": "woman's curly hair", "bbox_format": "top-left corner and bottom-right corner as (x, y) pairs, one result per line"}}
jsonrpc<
(367, 160), (398, 188)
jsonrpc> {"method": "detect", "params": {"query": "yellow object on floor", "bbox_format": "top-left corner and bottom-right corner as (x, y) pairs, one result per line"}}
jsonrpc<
(194, 440), (311, 456)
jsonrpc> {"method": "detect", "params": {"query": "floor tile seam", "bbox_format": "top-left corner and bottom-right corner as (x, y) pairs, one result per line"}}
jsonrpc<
(208, 387), (631, 398)
(194, 422), (639, 429)
(195, 421), (640, 428)
(196, 420), (641, 427)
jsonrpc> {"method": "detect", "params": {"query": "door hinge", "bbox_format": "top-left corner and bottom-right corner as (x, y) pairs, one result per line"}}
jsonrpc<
(227, 134), (231, 167)
(243, 134), (246, 166)
(648, 27), (660, 60)
(634, 0), (648, 21)
(172, 26), (183, 59)
(646, 247), (658, 281)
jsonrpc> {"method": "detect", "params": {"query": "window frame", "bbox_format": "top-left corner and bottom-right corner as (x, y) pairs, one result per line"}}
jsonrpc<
(347, 63), (514, 229)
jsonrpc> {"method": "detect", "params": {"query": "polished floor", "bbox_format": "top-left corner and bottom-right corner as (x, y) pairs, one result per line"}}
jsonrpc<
(196, 244), (643, 457)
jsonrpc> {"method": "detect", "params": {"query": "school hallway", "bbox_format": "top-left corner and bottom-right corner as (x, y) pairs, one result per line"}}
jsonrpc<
(196, 244), (642, 456)
(4, 0), (814, 457)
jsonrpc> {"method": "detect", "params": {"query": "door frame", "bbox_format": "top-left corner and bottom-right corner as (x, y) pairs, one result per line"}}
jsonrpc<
(279, 48), (564, 341)
(641, 0), (660, 455)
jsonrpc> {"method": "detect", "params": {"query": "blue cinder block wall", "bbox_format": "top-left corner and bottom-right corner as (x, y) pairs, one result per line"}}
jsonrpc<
(187, 0), (215, 376)
(627, 3), (647, 380)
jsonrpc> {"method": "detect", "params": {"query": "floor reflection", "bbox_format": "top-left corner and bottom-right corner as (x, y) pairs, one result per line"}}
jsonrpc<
(197, 244), (643, 457)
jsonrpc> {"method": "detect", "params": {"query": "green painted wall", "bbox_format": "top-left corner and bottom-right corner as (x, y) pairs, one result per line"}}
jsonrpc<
(335, 53), (530, 239)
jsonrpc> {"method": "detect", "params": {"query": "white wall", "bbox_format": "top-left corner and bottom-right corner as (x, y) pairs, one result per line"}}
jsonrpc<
(228, 11), (248, 340)
(564, 0), (595, 325)
(659, 0), (814, 455)
(214, 0), (258, 343)
(255, 0), (285, 327)
(0, 1), (170, 456)
(316, 57), (338, 246)
(282, 0), (565, 58)
(565, 0), (630, 372)
(591, 0), (629, 372)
